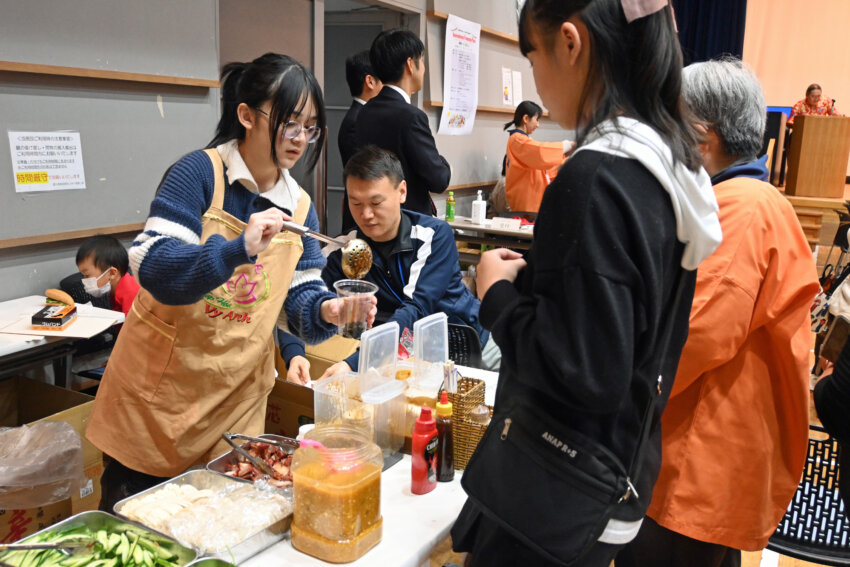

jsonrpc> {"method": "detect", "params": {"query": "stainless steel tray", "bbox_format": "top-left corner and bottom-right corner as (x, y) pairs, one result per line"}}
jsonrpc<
(206, 433), (297, 489)
(0, 510), (197, 566)
(113, 470), (292, 563)
(186, 560), (238, 567)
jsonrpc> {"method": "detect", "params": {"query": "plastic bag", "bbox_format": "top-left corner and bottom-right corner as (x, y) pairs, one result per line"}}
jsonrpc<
(0, 421), (85, 509)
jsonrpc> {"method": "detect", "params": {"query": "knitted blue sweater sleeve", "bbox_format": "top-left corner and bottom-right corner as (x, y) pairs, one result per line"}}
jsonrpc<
(283, 203), (338, 344)
(128, 151), (251, 305)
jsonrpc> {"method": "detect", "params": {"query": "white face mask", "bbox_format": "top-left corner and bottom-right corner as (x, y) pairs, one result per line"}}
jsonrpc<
(82, 268), (112, 298)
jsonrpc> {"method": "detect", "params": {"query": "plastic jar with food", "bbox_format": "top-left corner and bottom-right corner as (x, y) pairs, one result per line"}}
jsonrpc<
(290, 425), (383, 563)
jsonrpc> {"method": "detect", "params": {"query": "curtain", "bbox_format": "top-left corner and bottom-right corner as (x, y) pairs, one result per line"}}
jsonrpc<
(671, 0), (748, 65)
(743, 0), (850, 107)
(742, 0), (850, 176)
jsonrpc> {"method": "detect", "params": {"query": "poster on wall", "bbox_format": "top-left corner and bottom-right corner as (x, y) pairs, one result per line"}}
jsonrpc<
(438, 14), (481, 136)
(502, 67), (514, 106)
(512, 71), (523, 106)
(8, 131), (86, 192)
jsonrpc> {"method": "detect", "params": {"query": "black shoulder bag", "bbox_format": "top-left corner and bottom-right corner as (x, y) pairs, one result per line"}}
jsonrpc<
(460, 270), (689, 566)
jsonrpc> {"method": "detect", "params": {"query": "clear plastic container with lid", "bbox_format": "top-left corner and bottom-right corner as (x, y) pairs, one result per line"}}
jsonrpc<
(291, 425), (384, 563)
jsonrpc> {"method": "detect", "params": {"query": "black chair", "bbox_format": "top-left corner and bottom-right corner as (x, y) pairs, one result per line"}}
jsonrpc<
(448, 323), (483, 369)
(766, 424), (850, 565)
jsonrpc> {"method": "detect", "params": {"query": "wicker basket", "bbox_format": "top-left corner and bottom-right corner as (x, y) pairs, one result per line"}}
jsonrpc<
(444, 376), (492, 470)
(446, 376), (485, 420)
(454, 406), (494, 470)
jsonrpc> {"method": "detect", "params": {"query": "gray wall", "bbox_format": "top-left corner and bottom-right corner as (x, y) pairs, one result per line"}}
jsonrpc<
(0, 0), (221, 302)
(220, 0), (313, 68)
(219, 0), (318, 200)
(0, 0), (559, 301)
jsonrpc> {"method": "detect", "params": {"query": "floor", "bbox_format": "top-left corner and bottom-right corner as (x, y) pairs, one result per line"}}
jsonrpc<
(429, 184), (850, 567)
(427, 538), (828, 567)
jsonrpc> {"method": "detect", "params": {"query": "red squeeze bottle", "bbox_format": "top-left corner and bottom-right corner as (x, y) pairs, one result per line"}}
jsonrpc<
(412, 406), (439, 495)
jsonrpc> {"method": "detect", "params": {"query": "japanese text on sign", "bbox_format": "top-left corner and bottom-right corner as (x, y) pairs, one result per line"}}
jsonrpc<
(8, 131), (87, 192)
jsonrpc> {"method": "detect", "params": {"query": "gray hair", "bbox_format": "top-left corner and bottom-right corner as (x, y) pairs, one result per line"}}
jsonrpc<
(682, 58), (766, 160)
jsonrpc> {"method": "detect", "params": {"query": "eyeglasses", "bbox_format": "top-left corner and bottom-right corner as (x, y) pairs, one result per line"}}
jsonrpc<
(255, 108), (321, 144)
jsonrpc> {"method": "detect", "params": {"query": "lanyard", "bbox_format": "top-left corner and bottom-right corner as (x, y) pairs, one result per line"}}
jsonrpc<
(375, 254), (406, 305)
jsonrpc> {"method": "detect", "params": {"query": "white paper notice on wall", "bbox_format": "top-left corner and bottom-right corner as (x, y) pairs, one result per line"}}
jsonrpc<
(502, 67), (514, 106)
(8, 131), (87, 193)
(438, 14), (482, 136)
(512, 71), (523, 106)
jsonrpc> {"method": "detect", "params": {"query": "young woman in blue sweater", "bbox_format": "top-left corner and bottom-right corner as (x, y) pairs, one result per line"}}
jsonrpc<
(87, 53), (373, 510)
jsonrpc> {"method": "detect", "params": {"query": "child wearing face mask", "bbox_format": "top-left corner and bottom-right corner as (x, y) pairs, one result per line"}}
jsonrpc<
(76, 235), (140, 316)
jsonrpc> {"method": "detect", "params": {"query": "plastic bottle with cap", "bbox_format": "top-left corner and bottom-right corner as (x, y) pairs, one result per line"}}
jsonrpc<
(471, 189), (487, 225)
(411, 406), (438, 494)
(445, 191), (456, 222)
(436, 392), (455, 482)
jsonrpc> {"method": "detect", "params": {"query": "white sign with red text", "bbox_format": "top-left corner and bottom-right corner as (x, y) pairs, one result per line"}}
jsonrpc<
(8, 131), (86, 192)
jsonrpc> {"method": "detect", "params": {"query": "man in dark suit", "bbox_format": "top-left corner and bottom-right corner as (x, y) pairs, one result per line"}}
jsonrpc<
(356, 29), (451, 216)
(339, 50), (382, 230)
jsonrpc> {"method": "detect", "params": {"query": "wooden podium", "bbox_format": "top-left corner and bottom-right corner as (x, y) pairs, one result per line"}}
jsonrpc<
(785, 115), (850, 198)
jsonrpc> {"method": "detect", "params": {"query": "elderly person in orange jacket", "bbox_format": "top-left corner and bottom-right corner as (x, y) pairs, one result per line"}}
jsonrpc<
(502, 100), (571, 213)
(617, 58), (820, 567)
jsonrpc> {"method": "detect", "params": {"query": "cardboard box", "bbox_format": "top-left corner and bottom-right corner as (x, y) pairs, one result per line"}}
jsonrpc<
(0, 500), (72, 543)
(267, 335), (359, 438)
(0, 377), (104, 540)
(265, 378), (314, 439)
(304, 335), (360, 380)
(71, 461), (103, 515)
(0, 377), (100, 468)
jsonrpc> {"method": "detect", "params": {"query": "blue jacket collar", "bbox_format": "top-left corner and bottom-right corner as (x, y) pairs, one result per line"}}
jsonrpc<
(711, 154), (769, 185)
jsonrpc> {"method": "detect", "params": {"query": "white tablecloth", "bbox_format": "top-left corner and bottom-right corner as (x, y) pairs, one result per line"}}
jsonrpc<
(244, 455), (464, 567)
(245, 365), (499, 567)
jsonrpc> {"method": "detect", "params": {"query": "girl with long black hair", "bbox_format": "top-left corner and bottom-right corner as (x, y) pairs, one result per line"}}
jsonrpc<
(87, 53), (374, 510)
(452, 1), (722, 565)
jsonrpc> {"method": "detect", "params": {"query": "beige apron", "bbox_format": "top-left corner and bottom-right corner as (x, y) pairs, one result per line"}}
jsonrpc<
(87, 149), (311, 477)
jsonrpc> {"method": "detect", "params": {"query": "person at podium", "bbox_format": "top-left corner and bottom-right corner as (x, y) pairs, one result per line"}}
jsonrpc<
(787, 83), (843, 127)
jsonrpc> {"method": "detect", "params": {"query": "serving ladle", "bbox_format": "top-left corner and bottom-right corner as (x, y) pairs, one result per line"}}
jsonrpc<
(280, 221), (372, 279)
(340, 238), (373, 279)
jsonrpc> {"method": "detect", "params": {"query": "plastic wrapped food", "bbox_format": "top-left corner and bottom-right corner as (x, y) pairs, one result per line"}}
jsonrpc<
(0, 421), (85, 509)
(120, 481), (291, 553)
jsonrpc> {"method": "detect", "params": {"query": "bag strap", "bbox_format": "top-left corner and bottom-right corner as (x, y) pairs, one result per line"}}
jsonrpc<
(624, 268), (691, 499)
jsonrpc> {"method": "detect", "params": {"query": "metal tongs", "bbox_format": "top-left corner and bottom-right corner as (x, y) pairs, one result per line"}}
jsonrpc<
(221, 432), (298, 477)
(0, 539), (97, 556)
(281, 220), (345, 247)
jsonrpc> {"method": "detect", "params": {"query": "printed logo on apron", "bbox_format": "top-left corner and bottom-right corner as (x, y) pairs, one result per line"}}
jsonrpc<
(202, 264), (271, 323)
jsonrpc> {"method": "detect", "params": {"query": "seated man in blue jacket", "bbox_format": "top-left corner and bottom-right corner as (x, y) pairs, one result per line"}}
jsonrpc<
(281, 145), (499, 382)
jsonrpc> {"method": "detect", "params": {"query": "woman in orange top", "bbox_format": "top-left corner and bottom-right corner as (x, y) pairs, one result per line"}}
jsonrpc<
(787, 83), (842, 127)
(502, 100), (569, 212)
(618, 59), (819, 567)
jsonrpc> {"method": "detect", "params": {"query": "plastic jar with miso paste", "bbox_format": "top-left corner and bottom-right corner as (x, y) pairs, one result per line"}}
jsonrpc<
(291, 425), (383, 563)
